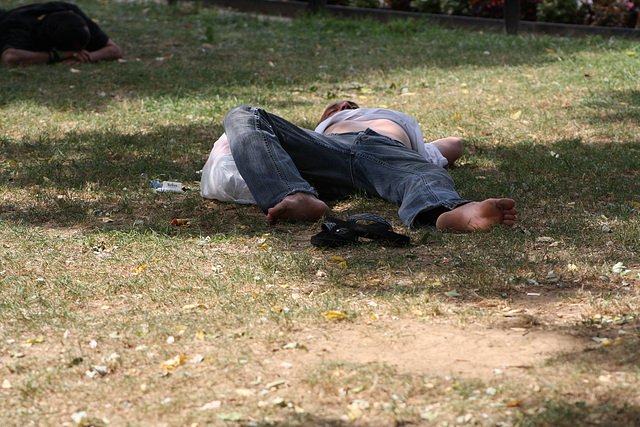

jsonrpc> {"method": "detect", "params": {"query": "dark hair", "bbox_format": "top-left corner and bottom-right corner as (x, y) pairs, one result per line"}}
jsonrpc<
(318, 100), (360, 125)
(41, 11), (90, 51)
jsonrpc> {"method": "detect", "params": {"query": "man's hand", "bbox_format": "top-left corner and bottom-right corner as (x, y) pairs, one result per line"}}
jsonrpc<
(61, 49), (93, 64)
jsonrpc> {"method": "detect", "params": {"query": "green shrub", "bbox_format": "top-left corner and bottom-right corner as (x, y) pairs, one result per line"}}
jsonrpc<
(537, 0), (585, 24)
(589, 0), (639, 27)
(350, 0), (384, 8)
(385, 0), (414, 9)
(415, 0), (443, 13)
(440, 0), (473, 15)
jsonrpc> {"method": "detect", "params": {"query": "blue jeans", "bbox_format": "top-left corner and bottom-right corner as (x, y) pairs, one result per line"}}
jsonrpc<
(223, 105), (469, 228)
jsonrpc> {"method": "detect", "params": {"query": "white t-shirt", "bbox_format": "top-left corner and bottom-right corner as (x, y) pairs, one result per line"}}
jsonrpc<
(315, 108), (448, 167)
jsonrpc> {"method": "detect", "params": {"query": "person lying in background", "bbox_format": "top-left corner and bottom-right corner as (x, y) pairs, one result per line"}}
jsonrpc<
(0, 1), (122, 66)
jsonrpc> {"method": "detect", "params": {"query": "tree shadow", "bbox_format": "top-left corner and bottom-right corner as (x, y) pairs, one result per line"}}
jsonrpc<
(582, 89), (640, 125)
(0, 1), (624, 113)
(0, 122), (247, 233)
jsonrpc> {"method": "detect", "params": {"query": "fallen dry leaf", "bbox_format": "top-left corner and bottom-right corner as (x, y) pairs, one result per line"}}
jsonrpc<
(322, 310), (347, 319)
(506, 399), (521, 407)
(132, 264), (147, 275)
(161, 354), (186, 370)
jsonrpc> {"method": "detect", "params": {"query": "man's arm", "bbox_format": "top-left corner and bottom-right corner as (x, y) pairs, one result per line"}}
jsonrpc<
(1, 48), (50, 66)
(2, 40), (122, 66)
(89, 39), (122, 62)
(68, 39), (122, 64)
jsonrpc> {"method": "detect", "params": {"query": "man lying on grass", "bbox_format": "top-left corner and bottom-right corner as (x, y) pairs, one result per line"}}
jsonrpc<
(219, 101), (517, 232)
(0, 1), (122, 66)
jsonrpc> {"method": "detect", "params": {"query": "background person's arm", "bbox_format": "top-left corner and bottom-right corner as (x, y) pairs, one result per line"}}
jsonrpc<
(3, 39), (122, 66)
(1, 48), (50, 66)
(67, 39), (122, 64)
(87, 39), (122, 62)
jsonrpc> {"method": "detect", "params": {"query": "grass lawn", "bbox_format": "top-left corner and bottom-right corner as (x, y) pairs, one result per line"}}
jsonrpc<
(1, 0), (640, 425)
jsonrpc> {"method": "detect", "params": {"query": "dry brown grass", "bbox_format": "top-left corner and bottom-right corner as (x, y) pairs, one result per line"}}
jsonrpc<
(1, 1), (640, 426)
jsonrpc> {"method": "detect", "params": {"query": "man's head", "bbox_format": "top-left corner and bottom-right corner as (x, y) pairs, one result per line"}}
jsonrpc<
(318, 100), (360, 124)
(41, 11), (90, 51)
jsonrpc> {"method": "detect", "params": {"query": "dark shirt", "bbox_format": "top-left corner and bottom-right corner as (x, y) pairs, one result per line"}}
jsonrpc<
(0, 2), (109, 54)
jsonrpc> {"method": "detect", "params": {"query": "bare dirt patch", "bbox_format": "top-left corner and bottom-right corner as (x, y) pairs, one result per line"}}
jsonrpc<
(291, 321), (592, 380)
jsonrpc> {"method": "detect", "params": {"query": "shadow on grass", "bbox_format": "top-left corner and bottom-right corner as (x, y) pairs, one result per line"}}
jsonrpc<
(455, 137), (640, 217)
(0, 122), (249, 233)
(0, 1), (629, 112)
(516, 339), (640, 426)
(582, 89), (640, 125)
(2, 121), (639, 237)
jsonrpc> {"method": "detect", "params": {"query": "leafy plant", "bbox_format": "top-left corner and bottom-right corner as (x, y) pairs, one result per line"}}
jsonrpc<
(351, 0), (384, 8)
(440, 0), (473, 15)
(588, 0), (639, 27)
(537, 0), (586, 24)
(470, 0), (540, 20)
(415, 0), (443, 13)
(385, 0), (414, 9)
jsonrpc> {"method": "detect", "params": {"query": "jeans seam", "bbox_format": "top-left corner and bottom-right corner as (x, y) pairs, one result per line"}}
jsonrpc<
(254, 107), (296, 196)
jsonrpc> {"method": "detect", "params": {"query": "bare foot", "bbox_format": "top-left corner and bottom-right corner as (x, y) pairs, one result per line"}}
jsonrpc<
(266, 193), (331, 225)
(436, 198), (517, 232)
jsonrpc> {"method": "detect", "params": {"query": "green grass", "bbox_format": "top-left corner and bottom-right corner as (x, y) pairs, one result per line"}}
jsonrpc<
(1, 1), (640, 426)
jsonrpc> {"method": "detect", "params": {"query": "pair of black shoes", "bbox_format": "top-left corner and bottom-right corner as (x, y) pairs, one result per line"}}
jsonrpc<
(311, 213), (410, 248)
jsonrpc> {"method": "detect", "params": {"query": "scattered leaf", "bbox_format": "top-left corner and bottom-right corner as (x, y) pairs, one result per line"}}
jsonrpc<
(612, 262), (627, 274)
(200, 400), (221, 411)
(182, 303), (207, 310)
(161, 354), (186, 370)
(322, 310), (347, 319)
(71, 411), (88, 425)
(235, 388), (255, 397)
(506, 399), (521, 407)
(444, 290), (462, 297)
(265, 380), (286, 389)
(132, 264), (147, 275)
(510, 110), (522, 120)
(329, 256), (348, 269)
(283, 342), (308, 351)
(217, 412), (242, 421)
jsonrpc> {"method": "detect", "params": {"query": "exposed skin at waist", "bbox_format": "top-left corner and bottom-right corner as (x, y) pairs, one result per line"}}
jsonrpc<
(324, 118), (412, 148)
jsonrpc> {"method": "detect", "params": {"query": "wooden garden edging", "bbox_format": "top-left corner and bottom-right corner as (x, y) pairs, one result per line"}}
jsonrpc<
(201, 0), (640, 39)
